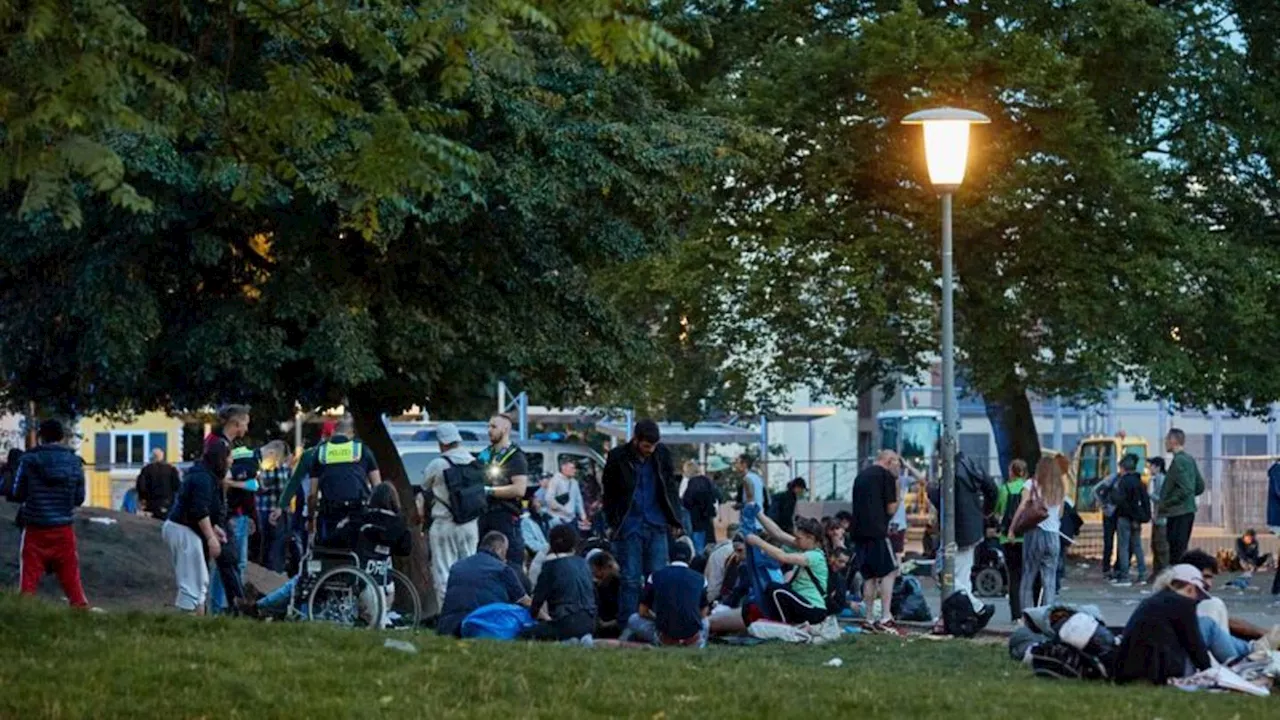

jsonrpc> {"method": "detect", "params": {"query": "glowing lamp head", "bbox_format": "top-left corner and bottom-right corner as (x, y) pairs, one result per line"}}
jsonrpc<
(487, 464), (503, 480)
(902, 108), (991, 190)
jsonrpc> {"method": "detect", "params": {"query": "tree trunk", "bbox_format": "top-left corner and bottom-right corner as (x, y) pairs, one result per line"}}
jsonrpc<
(983, 387), (1041, 481)
(350, 393), (438, 617)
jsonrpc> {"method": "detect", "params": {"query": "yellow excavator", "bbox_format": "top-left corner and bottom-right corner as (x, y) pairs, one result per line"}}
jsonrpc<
(1067, 432), (1153, 514)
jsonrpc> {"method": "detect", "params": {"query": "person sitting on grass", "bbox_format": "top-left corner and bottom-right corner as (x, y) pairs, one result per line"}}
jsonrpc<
(437, 532), (532, 637)
(1115, 564), (1213, 685)
(588, 550), (622, 639)
(521, 525), (597, 642)
(1154, 549), (1280, 661)
(620, 541), (710, 647)
(745, 514), (829, 627)
(825, 547), (853, 617)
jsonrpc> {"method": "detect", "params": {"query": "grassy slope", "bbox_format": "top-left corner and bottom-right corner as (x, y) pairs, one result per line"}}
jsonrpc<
(0, 594), (1265, 719)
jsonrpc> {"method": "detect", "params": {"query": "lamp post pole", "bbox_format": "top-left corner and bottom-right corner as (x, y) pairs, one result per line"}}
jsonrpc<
(901, 106), (990, 602)
(939, 190), (957, 599)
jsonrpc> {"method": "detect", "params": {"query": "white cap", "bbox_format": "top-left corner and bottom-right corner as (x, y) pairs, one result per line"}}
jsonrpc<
(1167, 564), (1210, 596)
(436, 423), (462, 445)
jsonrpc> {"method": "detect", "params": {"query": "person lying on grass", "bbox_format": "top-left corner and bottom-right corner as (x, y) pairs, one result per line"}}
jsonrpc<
(745, 515), (830, 627)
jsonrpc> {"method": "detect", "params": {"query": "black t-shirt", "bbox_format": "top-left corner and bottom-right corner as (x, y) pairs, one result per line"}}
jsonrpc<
(849, 465), (897, 540)
(479, 445), (529, 516)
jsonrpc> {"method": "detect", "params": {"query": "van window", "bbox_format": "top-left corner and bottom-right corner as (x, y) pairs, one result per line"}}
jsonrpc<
(400, 452), (440, 487)
(525, 452), (545, 482)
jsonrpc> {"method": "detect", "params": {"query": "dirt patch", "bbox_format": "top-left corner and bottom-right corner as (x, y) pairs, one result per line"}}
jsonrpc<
(0, 502), (283, 610)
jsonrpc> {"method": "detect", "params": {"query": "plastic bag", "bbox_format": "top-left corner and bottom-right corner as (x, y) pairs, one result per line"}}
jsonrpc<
(460, 603), (535, 640)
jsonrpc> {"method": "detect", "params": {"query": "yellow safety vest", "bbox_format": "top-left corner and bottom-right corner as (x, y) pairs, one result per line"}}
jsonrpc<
(319, 440), (362, 465)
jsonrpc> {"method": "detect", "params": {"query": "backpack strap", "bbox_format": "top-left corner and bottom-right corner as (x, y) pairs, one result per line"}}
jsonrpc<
(797, 555), (827, 596)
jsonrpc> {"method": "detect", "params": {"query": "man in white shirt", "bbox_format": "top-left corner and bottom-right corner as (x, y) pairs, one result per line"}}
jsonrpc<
(419, 424), (480, 610)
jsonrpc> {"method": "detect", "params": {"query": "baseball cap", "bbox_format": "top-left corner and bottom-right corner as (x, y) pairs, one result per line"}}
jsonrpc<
(436, 423), (463, 445)
(1167, 564), (1210, 597)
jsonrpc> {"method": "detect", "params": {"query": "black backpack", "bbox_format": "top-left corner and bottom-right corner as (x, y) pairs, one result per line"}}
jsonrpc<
(941, 591), (986, 638)
(439, 458), (487, 524)
(1030, 641), (1111, 681)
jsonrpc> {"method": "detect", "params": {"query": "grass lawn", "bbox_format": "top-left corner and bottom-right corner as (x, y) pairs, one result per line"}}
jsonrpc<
(0, 594), (1267, 719)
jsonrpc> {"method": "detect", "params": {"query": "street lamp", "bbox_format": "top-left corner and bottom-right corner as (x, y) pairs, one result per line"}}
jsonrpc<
(902, 107), (990, 601)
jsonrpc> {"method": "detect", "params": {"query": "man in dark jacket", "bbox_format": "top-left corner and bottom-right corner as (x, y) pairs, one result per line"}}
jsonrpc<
(951, 452), (997, 617)
(1111, 453), (1151, 586)
(12, 419), (88, 608)
(767, 477), (807, 536)
(601, 419), (682, 625)
(136, 448), (181, 520)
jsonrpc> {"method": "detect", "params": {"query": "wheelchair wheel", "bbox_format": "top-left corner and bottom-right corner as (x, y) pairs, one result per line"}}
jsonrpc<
(306, 566), (385, 629)
(974, 567), (1005, 598)
(384, 569), (423, 629)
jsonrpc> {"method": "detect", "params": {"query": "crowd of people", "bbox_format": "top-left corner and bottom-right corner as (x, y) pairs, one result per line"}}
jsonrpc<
(6, 409), (1280, 690)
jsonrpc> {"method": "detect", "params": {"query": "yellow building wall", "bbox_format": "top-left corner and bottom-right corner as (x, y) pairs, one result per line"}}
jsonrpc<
(77, 411), (184, 509)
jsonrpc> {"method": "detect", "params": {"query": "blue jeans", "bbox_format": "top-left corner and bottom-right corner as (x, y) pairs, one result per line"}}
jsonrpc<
(691, 531), (708, 556)
(1114, 520), (1146, 581)
(621, 613), (709, 648)
(1101, 514), (1117, 573)
(614, 525), (669, 625)
(1020, 527), (1060, 612)
(1199, 616), (1251, 662)
(210, 514), (250, 614)
(259, 576), (298, 612)
(257, 509), (290, 573)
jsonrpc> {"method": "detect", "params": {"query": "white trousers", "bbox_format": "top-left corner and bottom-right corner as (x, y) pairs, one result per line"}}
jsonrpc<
(429, 517), (479, 609)
(953, 543), (983, 611)
(163, 521), (209, 612)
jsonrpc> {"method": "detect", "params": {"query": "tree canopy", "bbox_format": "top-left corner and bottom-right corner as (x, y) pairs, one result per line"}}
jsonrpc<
(621, 0), (1280, 470)
(0, 1), (756, 458)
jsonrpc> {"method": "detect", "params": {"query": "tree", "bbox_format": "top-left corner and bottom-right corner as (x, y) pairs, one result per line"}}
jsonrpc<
(626, 0), (1278, 473)
(0, 1), (757, 602)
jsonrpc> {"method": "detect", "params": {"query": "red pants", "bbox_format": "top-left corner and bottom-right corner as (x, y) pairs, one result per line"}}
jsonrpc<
(20, 525), (89, 608)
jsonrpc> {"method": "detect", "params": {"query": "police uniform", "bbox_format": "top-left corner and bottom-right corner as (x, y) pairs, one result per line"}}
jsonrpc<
(309, 435), (378, 546)
(476, 444), (530, 577)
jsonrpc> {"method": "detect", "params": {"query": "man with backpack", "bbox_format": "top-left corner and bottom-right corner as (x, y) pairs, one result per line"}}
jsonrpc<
(1111, 453), (1151, 586)
(1161, 429), (1204, 565)
(421, 423), (484, 610)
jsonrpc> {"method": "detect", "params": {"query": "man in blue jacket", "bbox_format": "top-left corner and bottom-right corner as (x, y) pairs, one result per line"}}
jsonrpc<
(1267, 461), (1280, 596)
(11, 419), (88, 608)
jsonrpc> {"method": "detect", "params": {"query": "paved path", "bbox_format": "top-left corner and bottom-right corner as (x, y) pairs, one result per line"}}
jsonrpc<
(913, 563), (1280, 631)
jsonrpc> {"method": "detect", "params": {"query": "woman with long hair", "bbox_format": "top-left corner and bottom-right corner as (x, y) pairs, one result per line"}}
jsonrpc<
(1020, 457), (1066, 612)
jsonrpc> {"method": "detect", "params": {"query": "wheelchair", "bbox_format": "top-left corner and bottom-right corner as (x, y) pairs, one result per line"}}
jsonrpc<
(285, 531), (423, 630)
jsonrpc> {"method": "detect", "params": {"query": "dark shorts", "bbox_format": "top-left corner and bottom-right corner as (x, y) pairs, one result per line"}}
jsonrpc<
(852, 536), (898, 581)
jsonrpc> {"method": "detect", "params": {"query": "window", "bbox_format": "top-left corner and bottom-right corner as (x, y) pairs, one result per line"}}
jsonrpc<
(112, 433), (147, 466)
(557, 452), (601, 483)
(1223, 434), (1267, 457)
(1040, 434), (1083, 454)
(958, 433), (990, 462)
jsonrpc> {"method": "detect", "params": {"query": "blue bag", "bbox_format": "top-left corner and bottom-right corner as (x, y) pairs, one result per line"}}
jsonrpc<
(460, 603), (535, 640)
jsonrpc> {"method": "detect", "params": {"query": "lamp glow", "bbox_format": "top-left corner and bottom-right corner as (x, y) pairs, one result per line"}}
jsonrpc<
(902, 108), (991, 190)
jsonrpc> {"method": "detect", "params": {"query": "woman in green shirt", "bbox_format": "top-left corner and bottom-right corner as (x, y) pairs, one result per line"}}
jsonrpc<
(747, 514), (830, 625)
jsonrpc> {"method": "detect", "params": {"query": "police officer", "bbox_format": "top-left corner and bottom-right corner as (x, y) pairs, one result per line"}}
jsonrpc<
(477, 414), (530, 582)
(307, 416), (381, 546)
